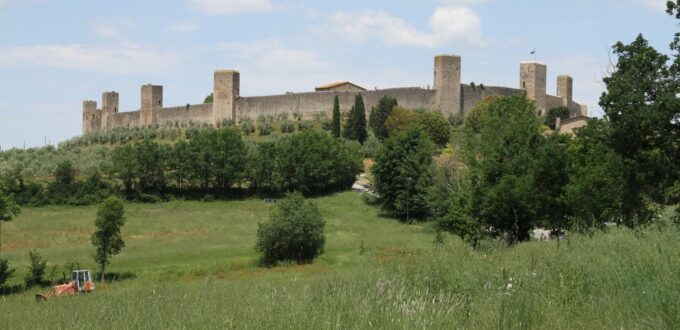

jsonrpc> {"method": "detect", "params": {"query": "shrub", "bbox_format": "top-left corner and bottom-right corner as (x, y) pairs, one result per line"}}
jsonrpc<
(0, 259), (15, 288)
(257, 115), (272, 136)
(384, 106), (418, 138)
(280, 120), (295, 133)
(239, 118), (255, 135)
(256, 192), (325, 266)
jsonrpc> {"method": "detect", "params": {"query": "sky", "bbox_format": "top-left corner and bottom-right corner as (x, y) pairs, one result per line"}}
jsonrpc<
(0, 0), (675, 149)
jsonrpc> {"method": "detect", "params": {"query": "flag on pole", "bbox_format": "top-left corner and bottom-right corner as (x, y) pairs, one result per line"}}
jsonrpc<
(530, 49), (535, 55)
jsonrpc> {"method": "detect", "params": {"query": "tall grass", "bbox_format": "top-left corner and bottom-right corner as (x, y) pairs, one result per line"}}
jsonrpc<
(1, 215), (679, 329)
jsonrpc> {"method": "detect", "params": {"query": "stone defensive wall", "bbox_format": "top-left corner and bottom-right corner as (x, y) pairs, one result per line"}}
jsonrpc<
(238, 87), (436, 120)
(82, 55), (588, 134)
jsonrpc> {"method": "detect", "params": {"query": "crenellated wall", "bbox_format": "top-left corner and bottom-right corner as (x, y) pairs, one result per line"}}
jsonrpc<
(82, 55), (587, 134)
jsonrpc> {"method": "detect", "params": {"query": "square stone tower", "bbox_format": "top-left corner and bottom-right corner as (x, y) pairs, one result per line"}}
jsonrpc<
(433, 55), (461, 116)
(213, 70), (240, 126)
(101, 91), (119, 130)
(82, 100), (98, 134)
(557, 75), (573, 107)
(141, 84), (163, 127)
(520, 62), (547, 115)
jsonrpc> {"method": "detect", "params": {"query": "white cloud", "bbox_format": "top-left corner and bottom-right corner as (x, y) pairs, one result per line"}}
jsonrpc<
(633, 0), (667, 11)
(216, 40), (333, 94)
(218, 40), (329, 71)
(330, 6), (485, 48)
(168, 22), (198, 33)
(187, 0), (273, 15)
(0, 44), (180, 75)
(93, 26), (119, 38)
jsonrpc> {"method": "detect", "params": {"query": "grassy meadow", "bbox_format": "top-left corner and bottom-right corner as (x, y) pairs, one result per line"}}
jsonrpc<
(1, 192), (679, 329)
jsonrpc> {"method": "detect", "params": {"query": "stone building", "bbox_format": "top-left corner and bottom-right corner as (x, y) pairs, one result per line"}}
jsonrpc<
(82, 55), (588, 134)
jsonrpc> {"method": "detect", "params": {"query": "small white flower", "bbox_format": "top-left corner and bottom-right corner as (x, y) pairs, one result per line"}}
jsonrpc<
(506, 283), (513, 290)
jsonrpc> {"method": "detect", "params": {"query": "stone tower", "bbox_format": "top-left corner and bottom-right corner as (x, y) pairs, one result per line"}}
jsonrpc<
(556, 75), (573, 108)
(213, 70), (240, 126)
(82, 100), (97, 134)
(141, 84), (163, 127)
(433, 55), (461, 116)
(101, 91), (119, 130)
(520, 61), (547, 115)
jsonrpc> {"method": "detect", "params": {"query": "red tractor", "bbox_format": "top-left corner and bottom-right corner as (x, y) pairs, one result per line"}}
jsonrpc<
(36, 270), (95, 301)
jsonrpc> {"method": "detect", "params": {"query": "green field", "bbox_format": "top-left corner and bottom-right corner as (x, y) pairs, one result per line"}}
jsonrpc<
(1, 193), (679, 329)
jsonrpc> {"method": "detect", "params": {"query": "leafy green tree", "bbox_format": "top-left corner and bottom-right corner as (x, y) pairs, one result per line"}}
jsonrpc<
(256, 192), (325, 266)
(111, 144), (138, 195)
(563, 119), (629, 228)
(462, 96), (543, 243)
(384, 106), (418, 138)
(544, 106), (570, 129)
(54, 160), (76, 186)
(275, 130), (362, 195)
(91, 196), (126, 282)
(331, 95), (341, 138)
(249, 141), (280, 194)
(204, 93), (213, 104)
(214, 128), (247, 189)
(373, 125), (435, 220)
(135, 140), (167, 194)
(599, 32), (679, 223)
(532, 134), (572, 232)
(372, 96), (398, 141)
(24, 250), (48, 287)
(168, 140), (191, 189)
(417, 111), (451, 148)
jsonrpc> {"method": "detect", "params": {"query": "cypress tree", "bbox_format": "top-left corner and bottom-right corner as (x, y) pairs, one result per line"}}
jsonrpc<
(331, 95), (341, 138)
(353, 95), (368, 143)
(343, 106), (355, 140)
(373, 96), (398, 141)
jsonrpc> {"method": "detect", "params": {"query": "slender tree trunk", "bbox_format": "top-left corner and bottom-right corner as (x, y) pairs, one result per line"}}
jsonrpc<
(100, 264), (105, 282)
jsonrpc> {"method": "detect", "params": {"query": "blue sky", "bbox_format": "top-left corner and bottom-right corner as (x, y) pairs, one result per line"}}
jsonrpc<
(0, 0), (675, 149)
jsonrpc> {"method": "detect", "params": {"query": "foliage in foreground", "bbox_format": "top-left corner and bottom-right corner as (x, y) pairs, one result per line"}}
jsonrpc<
(256, 192), (325, 266)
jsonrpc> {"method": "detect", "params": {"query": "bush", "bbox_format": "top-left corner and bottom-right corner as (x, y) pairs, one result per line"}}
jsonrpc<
(239, 118), (255, 135)
(0, 259), (15, 288)
(24, 250), (49, 287)
(256, 192), (325, 266)
(280, 120), (295, 133)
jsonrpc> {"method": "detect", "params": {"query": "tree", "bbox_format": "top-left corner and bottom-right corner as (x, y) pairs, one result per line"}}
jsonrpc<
(111, 144), (138, 195)
(256, 192), (325, 266)
(417, 111), (451, 148)
(372, 96), (398, 141)
(563, 119), (629, 228)
(462, 96), (543, 243)
(532, 134), (572, 232)
(91, 196), (126, 282)
(54, 160), (76, 186)
(135, 140), (167, 194)
(204, 93), (213, 104)
(331, 95), (341, 138)
(343, 95), (368, 143)
(214, 128), (247, 189)
(274, 130), (362, 195)
(544, 106), (570, 129)
(384, 106), (418, 138)
(24, 250), (48, 287)
(0, 185), (20, 257)
(373, 125), (435, 220)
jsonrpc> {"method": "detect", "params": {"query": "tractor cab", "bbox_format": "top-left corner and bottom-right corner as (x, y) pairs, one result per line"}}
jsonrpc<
(71, 270), (95, 292)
